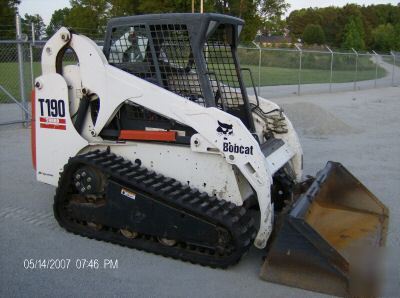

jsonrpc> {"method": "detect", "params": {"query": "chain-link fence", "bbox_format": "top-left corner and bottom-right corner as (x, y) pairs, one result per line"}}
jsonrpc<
(0, 40), (33, 125)
(1, 14), (399, 125)
(238, 46), (399, 98)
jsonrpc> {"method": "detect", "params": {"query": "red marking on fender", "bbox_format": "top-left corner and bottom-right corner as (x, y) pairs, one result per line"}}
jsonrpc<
(40, 123), (66, 130)
(119, 130), (176, 142)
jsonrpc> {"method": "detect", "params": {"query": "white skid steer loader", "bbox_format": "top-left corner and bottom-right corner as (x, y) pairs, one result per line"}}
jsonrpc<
(31, 13), (388, 297)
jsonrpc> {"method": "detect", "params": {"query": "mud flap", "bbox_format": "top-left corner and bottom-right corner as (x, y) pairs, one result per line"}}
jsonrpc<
(260, 162), (389, 297)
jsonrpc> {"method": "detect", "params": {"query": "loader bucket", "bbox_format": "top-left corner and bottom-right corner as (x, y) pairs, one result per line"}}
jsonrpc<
(260, 162), (389, 297)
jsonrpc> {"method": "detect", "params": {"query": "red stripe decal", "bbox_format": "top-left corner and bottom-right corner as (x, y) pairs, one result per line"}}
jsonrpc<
(119, 130), (176, 142)
(40, 123), (66, 130)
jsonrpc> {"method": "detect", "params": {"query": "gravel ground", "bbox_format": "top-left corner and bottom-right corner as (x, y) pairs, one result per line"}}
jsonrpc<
(0, 86), (399, 297)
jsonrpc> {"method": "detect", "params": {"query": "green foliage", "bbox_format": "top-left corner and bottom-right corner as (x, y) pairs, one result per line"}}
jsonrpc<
(138, 0), (195, 13)
(46, 8), (71, 37)
(42, 0), (291, 42)
(260, 0), (289, 19)
(259, 0), (290, 36)
(318, 7), (340, 46)
(372, 23), (400, 51)
(287, 4), (400, 50)
(302, 24), (325, 45)
(64, 6), (101, 37)
(341, 16), (365, 50)
(41, 1), (400, 50)
(263, 17), (286, 35)
(22, 14), (45, 40)
(108, 0), (140, 17)
(0, 0), (20, 39)
(287, 8), (323, 37)
(62, 0), (110, 38)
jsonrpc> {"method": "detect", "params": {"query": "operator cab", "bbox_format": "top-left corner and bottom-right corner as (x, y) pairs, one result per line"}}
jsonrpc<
(103, 13), (255, 132)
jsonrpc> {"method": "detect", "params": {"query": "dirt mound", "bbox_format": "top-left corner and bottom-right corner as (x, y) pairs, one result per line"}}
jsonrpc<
(281, 102), (356, 136)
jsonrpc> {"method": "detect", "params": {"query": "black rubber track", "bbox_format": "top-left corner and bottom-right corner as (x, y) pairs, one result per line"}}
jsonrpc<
(53, 149), (257, 268)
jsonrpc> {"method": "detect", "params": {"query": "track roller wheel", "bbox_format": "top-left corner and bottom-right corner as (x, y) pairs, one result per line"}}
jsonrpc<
(120, 229), (139, 239)
(158, 237), (176, 246)
(87, 222), (103, 230)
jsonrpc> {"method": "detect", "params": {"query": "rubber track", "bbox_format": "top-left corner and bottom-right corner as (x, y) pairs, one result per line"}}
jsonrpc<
(53, 149), (256, 268)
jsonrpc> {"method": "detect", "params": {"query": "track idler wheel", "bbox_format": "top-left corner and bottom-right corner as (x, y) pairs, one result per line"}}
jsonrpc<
(73, 166), (105, 195)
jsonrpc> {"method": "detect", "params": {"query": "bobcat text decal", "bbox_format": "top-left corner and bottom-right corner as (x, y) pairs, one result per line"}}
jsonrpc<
(216, 121), (253, 155)
(38, 98), (66, 130)
(223, 142), (254, 155)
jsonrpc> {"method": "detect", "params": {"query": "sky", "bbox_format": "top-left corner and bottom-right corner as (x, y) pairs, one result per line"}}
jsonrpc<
(18, 0), (400, 25)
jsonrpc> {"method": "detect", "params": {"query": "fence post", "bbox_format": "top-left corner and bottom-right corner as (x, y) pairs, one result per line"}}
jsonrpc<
(390, 51), (395, 86)
(372, 50), (379, 88)
(295, 44), (302, 95)
(16, 13), (29, 126)
(326, 46), (333, 92)
(252, 41), (262, 95)
(29, 22), (35, 88)
(351, 48), (358, 91)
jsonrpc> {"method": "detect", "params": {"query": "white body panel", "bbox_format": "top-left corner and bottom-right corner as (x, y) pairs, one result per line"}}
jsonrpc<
(35, 73), (88, 184)
(81, 143), (248, 205)
(35, 28), (304, 248)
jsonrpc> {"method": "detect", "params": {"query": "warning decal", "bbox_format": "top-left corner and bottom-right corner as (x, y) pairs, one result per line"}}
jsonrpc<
(39, 117), (66, 130)
(121, 188), (136, 200)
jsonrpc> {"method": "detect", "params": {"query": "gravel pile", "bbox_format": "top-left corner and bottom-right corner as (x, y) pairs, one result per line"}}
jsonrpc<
(282, 102), (357, 136)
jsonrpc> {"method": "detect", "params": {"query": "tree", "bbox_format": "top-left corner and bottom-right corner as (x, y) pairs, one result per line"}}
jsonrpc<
(137, 0), (195, 13)
(108, 0), (141, 17)
(287, 8), (323, 39)
(318, 7), (340, 46)
(371, 23), (399, 51)
(228, 0), (262, 41)
(133, 0), (270, 42)
(286, 4), (400, 49)
(396, 23), (400, 50)
(23, 14), (45, 40)
(336, 4), (366, 48)
(341, 16), (365, 50)
(64, 0), (110, 38)
(260, 0), (289, 21)
(43, 0), (290, 42)
(263, 17), (286, 35)
(302, 24), (325, 45)
(211, 0), (289, 42)
(0, 0), (20, 39)
(260, 0), (290, 36)
(46, 8), (71, 37)
(64, 6), (101, 37)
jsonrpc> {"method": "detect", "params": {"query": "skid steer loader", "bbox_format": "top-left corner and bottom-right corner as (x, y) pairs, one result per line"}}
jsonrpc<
(31, 13), (388, 296)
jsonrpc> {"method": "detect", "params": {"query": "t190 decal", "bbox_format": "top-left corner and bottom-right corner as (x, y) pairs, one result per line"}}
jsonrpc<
(38, 98), (65, 117)
(38, 98), (66, 130)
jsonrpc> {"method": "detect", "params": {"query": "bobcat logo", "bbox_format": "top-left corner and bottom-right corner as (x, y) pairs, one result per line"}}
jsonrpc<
(217, 121), (233, 140)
